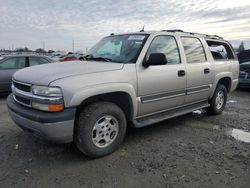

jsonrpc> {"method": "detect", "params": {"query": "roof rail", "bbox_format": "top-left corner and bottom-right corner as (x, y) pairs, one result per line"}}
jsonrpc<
(162, 29), (223, 40)
(162, 29), (183, 32)
(203, 34), (224, 40)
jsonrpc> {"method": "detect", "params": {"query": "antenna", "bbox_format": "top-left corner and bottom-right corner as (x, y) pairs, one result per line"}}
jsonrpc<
(140, 26), (144, 32)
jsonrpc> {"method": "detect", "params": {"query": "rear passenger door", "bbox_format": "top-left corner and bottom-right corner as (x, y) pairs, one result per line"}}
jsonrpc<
(181, 37), (213, 104)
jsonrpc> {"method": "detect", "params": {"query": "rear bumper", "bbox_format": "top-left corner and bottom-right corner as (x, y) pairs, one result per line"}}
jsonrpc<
(7, 94), (76, 143)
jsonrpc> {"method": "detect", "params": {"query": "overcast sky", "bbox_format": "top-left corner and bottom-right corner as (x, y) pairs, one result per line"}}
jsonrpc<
(0, 0), (250, 52)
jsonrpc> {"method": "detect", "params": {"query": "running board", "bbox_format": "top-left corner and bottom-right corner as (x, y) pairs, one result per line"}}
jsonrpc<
(132, 101), (209, 128)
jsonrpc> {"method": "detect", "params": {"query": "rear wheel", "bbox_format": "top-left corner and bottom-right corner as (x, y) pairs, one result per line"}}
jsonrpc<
(205, 84), (227, 115)
(75, 102), (127, 158)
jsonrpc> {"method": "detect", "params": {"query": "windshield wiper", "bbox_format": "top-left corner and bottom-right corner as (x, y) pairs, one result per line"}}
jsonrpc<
(82, 54), (93, 60)
(87, 56), (113, 62)
(82, 54), (112, 62)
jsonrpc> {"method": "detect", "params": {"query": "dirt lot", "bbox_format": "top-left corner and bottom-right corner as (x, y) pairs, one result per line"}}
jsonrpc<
(0, 90), (249, 188)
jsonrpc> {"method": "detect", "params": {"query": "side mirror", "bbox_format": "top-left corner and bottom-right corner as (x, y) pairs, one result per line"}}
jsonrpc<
(143, 53), (167, 67)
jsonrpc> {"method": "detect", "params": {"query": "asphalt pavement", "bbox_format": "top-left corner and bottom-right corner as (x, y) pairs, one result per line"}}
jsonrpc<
(0, 90), (249, 188)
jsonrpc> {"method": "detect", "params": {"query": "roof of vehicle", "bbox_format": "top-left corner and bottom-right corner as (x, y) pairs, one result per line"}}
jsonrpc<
(110, 29), (225, 41)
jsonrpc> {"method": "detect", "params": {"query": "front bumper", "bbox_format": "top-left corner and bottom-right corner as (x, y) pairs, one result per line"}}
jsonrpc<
(7, 94), (76, 143)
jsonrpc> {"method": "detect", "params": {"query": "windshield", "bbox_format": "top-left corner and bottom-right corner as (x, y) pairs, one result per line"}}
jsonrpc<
(86, 34), (149, 63)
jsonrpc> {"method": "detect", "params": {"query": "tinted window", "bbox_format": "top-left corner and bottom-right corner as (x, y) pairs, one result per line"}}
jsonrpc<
(0, 57), (26, 69)
(181, 37), (206, 63)
(29, 57), (50, 66)
(147, 35), (180, 64)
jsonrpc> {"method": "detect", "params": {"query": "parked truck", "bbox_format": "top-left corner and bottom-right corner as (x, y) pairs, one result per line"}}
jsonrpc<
(7, 30), (239, 158)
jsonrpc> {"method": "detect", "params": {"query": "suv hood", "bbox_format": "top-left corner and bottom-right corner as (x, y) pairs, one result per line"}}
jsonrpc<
(13, 61), (124, 85)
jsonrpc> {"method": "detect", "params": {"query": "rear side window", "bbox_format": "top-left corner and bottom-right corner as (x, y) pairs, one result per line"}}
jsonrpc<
(0, 57), (26, 69)
(181, 37), (206, 63)
(206, 40), (235, 60)
(29, 57), (50, 66)
(147, 35), (181, 64)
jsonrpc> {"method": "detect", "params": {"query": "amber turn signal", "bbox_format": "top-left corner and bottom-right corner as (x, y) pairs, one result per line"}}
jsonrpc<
(48, 104), (64, 112)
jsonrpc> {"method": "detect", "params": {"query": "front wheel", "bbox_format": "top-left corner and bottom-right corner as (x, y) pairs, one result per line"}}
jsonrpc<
(75, 102), (127, 158)
(205, 84), (227, 115)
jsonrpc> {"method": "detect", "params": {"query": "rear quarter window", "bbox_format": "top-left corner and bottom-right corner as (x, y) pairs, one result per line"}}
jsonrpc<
(206, 40), (236, 61)
(0, 57), (26, 69)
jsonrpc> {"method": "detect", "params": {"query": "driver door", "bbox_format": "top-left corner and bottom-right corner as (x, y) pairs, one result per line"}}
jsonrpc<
(136, 35), (186, 116)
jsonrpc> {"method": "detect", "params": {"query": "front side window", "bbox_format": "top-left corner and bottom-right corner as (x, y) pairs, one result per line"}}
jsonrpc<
(29, 57), (50, 66)
(87, 34), (149, 63)
(0, 57), (26, 69)
(181, 37), (206, 63)
(146, 35), (181, 64)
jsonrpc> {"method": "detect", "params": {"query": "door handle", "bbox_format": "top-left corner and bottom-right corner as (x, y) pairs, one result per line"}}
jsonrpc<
(178, 70), (186, 77)
(204, 68), (210, 74)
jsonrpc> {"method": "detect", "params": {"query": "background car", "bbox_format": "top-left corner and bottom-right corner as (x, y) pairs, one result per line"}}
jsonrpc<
(59, 56), (79, 62)
(0, 55), (56, 94)
(237, 50), (250, 88)
(239, 61), (250, 88)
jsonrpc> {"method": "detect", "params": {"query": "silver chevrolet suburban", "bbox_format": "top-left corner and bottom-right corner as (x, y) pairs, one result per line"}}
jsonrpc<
(7, 30), (239, 158)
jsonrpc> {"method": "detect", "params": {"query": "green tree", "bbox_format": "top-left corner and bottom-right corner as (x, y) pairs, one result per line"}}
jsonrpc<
(238, 41), (245, 52)
(35, 48), (47, 53)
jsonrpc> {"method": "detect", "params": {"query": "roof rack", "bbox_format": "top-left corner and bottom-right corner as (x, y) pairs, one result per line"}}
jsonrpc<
(162, 29), (223, 40)
(162, 29), (184, 32)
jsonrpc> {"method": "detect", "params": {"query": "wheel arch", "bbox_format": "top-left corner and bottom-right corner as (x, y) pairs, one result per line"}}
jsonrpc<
(209, 73), (232, 99)
(70, 84), (137, 121)
(76, 92), (134, 121)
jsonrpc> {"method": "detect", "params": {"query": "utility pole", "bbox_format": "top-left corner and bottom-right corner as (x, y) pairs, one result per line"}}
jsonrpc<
(43, 41), (45, 50)
(72, 39), (74, 52)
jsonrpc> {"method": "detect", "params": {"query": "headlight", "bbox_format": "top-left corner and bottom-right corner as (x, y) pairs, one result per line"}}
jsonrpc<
(31, 85), (64, 112)
(32, 85), (63, 97)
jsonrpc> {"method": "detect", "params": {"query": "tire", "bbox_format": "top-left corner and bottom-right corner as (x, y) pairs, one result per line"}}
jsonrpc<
(75, 102), (127, 158)
(205, 84), (227, 115)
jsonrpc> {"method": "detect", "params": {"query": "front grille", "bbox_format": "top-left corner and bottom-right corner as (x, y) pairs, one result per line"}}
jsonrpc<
(13, 81), (31, 92)
(15, 95), (31, 105)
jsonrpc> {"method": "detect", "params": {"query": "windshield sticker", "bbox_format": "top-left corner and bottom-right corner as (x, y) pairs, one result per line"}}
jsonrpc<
(128, 35), (145, 40)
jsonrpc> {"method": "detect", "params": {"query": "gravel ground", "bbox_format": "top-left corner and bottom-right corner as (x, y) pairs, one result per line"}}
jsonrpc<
(0, 90), (249, 188)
